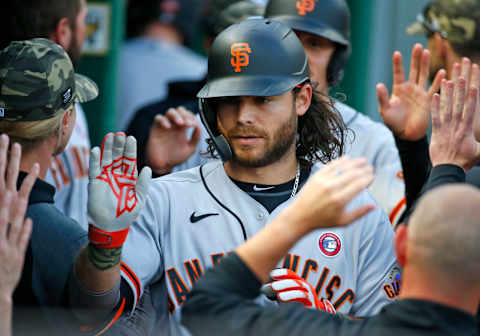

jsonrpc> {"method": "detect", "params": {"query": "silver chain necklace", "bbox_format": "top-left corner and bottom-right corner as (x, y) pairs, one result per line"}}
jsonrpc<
(290, 163), (301, 199)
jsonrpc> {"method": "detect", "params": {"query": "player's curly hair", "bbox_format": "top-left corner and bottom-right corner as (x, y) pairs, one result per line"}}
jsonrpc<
(204, 86), (348, 168)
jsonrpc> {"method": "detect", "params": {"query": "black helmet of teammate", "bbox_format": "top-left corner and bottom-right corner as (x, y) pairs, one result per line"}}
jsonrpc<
(264, 0), (351, 86)
(197, 18), (309, 161)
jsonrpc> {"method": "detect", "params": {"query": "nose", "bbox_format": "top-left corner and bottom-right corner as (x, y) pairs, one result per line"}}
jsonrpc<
(236, 99), (256, 125)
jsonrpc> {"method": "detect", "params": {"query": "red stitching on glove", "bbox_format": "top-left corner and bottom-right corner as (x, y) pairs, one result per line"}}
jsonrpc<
(88, 224), (130, 248)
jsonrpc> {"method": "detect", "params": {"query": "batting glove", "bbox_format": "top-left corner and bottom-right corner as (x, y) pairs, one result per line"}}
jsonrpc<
(261, 268), (336, 314)
(87, 133), (151, 250)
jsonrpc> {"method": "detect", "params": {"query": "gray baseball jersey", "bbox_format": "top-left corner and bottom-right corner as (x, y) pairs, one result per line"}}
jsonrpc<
(121, 161), (399, 336)
(45, 103), (90, 229)
(174, 101), (406, 226)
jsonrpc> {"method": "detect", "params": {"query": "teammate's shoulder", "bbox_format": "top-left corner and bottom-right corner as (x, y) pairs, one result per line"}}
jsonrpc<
(334, 100), (391, 132)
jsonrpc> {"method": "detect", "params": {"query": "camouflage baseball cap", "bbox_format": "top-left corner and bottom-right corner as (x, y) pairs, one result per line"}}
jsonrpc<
(0, 38), (98, 122)
(407, 0), (480, 47)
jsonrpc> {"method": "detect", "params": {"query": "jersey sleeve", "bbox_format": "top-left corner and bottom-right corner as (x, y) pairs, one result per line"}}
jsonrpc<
(120, 185), (167, 313)
(350, 191), (400, 317)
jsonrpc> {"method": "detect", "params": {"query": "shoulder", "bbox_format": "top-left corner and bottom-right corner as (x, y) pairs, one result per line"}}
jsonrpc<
(150, 161), (223, 191)
(334, 101), (393, 136)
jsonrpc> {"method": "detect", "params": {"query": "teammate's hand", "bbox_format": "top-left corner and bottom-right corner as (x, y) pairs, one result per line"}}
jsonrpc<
(377, 44), (445, 140)
(429, 71), (480, 171)
(261, 269), (336, 314)
(88, 133), (152, 249)
(146, 107), (202, 175)
(0, 134), (38, 301)
(286, 157), (375, 232)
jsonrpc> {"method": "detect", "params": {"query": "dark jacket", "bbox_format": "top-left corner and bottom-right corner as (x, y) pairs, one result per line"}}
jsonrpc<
(182, 253), (477, 336)
(13, 172), (87, 335)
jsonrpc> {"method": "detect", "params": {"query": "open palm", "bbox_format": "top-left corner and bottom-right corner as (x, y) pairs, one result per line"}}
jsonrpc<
(377, 44), (445, 141)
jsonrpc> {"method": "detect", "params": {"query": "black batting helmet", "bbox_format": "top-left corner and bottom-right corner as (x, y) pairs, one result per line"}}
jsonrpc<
(197, 18), (309, 161)
(264, 0), (351, 86)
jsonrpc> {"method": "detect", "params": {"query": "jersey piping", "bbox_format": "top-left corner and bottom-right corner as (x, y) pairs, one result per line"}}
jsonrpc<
(200, 164), (248, 241)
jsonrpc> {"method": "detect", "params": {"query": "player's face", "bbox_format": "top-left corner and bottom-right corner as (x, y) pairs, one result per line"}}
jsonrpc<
(67, 0), (87, 66)
(215, 92), (298, 168)
(295, 31), (336, 92)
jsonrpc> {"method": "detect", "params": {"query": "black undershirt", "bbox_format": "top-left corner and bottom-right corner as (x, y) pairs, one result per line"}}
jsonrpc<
(230, 166), (311, 213)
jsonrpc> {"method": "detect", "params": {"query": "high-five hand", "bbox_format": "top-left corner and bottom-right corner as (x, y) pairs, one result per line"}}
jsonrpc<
(377, 44), (445, 140)
(430, 68), (480, 171)
(87, 133), (151, 269)
(146, 107), (202, 175)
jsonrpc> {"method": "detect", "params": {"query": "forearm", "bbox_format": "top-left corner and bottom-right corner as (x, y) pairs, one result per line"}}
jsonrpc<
(0, 296), (12, 336)
(394, 136), (431, 210)
(236, 208), (308, 283)
(74, 244), (121, 292)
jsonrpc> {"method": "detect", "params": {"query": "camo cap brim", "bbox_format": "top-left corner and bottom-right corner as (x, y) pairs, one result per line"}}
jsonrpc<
(74, 73), (98, 103)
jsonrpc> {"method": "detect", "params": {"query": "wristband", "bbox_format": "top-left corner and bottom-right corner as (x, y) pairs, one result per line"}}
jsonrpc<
(88, 224), (130, 249)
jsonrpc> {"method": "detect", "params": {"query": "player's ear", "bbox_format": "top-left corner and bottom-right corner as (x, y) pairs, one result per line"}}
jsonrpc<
(394, 223), (408, 267)
(295, 84), (312, 117)
(50, 17), (73, 50)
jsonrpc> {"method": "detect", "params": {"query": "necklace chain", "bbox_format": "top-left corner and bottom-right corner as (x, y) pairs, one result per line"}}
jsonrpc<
(290, 164), (300, 199)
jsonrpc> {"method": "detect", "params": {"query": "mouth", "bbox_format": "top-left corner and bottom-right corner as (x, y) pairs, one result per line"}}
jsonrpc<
(231, 136), (263, 145)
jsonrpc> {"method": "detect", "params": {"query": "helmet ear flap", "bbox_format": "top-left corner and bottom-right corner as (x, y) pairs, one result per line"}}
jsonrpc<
(198, 99), (233, 162)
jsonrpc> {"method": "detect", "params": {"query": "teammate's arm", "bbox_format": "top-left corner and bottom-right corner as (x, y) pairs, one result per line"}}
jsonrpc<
(71, 133), (151, 321)
(237, 157), (374, 283)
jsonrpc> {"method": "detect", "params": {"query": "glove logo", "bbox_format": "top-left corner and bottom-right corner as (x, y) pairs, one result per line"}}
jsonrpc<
(318, 233), (341, 257)
(231, 43), (252, 73)
(296, 0), (316, 16)
(96, 156), (138, 218)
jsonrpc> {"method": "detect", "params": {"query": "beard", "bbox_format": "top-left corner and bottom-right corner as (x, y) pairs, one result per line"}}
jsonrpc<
(67, 28), (82, 68)
(224, 106), (298, 168)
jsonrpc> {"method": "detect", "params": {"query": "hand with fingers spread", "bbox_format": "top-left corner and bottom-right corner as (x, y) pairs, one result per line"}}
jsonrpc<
(87, 133), (152, 269)
(430, 75), (480, 171)
(146, 106), (202, 175)
(261, 268), (336, 314)
(286, 157), (376, 232)
(377, 44), (445, 140)
(0, 134), (38, 336)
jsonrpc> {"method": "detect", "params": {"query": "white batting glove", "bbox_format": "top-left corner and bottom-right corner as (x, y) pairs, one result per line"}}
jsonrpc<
(261, 268), (336, 314)
(87, 132), (151, 249)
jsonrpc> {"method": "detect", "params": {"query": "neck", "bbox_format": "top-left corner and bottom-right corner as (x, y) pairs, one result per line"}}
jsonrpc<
(143, 22), (183, 45)
(19, 140), (56, 180)
(399, 265), (479, 315)
(224, 149), (298, 185)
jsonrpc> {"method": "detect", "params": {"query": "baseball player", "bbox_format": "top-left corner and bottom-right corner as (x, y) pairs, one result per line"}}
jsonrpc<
(74, 19), (398, 335)
(263, 0), (405, 224)
(149, 0), (406, 224)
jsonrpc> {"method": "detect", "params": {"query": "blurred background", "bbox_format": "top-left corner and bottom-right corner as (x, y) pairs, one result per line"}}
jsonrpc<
(78, 0), (431, 145)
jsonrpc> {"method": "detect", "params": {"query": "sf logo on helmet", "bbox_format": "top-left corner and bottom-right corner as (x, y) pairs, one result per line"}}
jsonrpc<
(231, 43), (252, 73)
(296, 0), (316, 16)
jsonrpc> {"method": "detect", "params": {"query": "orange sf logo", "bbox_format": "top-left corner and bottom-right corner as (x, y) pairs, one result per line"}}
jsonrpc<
(231, 43), (252, 73)
(296, 0), (315, 16)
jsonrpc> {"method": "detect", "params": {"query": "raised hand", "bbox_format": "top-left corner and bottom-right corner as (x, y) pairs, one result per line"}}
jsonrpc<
(146, 107), (202, 175)
(286, 157), (375, 232)
(429, 69), (480, 171)
(377, 44), (445, 140)
(87, 133), (151, 260)
(261, 268), (336, 314)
